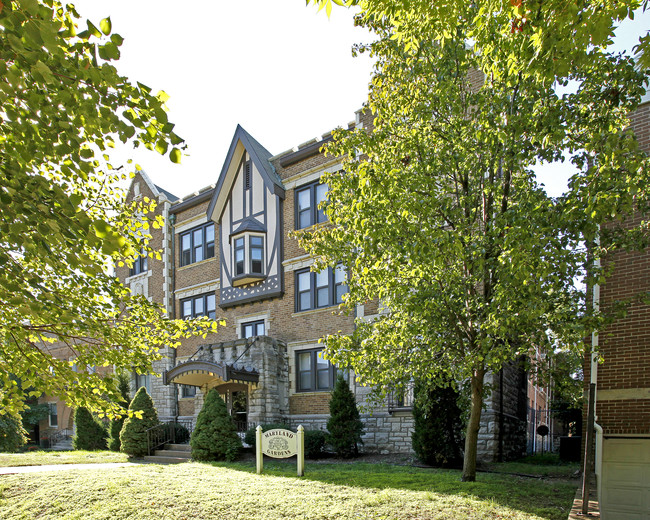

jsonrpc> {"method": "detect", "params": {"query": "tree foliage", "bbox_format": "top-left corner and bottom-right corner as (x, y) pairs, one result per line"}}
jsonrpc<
(298, 7), (648, 480)
(119, 387), (158, 457)
(308, 0), (650, 73)
(326, 374), (363, 458)
(0, 0), (222, 418)
(72, 406), (108, 451)
(190, 389), (241, 462)
(411, 382), (465, 468)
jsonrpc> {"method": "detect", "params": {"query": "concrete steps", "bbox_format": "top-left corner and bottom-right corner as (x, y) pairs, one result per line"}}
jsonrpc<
(143, 443), (191, 464)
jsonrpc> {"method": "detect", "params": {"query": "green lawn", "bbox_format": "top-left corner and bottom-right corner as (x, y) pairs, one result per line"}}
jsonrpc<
(0, 459), (576, 520)
(0, 450), (128, 467)
(482, 454), (581, 478)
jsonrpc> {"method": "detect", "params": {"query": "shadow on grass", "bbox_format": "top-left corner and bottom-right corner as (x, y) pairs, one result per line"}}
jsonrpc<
(208, 459), (576, 520)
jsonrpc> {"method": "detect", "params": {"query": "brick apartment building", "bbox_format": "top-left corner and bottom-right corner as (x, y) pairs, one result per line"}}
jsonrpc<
(107, 109), (529, 459)
(584, 91), (650, 518)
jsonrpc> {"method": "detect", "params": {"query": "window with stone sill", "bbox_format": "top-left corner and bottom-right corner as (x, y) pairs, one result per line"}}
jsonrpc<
(295, 265), (347, 312)
(295, 180), (328, 229)
(129, 249), (148, 276)
(180, 222), (215, 266)
(296, 348), (336, 392)
(242, 319), (265, 338)
(181, 292), (216, 320)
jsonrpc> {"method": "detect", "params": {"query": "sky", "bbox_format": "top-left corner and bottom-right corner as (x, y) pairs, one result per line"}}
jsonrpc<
(71, 1), (649, 200)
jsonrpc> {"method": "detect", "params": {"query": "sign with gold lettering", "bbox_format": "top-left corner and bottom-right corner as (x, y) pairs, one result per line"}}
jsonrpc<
(261, 429), (297, 458)
(256, 425), (304, 476)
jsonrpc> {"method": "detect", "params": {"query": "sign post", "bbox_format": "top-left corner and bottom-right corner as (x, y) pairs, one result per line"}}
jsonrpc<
(255, 425), (305, 477)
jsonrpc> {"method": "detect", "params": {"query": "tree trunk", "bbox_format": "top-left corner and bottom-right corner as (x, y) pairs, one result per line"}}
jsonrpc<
(461, 367), (485, 482)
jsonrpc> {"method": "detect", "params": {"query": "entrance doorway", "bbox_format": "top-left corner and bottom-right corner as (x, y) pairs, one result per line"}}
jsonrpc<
(216, 383), (249, 432)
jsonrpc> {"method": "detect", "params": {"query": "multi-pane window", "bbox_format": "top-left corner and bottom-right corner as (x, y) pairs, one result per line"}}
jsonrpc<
(135, 374), (151, 395)
(181, 293), (216, 320)
(130, 250), (148, 276)
(48, 403), (58, 427)
(242, 320), (265, 338)
(295, 265), (347, 312)
(296, 349), (335, 392)
(296, 181), (328, 229)
(180, 223), (215, 266)
(233, 234), (265, 279)
(181, 385), (196, 398)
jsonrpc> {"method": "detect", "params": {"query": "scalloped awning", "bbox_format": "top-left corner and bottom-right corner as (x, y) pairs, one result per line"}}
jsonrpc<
(162, 360), (259, 388)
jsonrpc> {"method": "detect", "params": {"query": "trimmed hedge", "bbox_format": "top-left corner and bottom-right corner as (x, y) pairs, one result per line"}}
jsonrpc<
(0, 413), (28, 453)
(190, 389), (241, 462)
(119, 387), (159, 457)
(327, 374), (363, 458)
(73, 407), (108, 451)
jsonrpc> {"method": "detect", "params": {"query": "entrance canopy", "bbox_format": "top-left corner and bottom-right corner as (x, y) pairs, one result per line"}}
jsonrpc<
(162, 360), (259, 388)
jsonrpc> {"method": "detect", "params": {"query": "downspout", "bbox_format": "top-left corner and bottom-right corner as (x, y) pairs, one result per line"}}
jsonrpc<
(169, 212), (178, 419)
(591, 228), (602, 506)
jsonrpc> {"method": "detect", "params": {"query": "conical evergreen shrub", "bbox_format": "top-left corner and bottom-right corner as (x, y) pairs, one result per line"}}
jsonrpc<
(73, 407), (108, 450)
(326, 374), (363, 458)
(190, 388), (241, 462)
(119, 386), (159, 457)
(411, 382), (465, 467)
(108, 372), (131, 451)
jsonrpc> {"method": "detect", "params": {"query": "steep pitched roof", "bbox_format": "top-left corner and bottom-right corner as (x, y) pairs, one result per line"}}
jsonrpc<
(207, 125), (284, 223)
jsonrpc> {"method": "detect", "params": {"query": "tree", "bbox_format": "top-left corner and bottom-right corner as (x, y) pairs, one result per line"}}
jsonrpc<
(0, 413), (28, 453)
(73, 406), (108, 450)
(298, 13), (648, 480)
(190, 389), (241, 462)
(326, 374), (363, 458)
(411, 382), (464, 468)
(119, 387), (158, 457)
(108, 371), (131, 451)
(0, 0), (221, 418)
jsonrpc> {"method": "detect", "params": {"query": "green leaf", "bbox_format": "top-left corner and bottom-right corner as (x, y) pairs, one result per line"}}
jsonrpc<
(169, 147), (182, 163)
(100, 17), (112, 35)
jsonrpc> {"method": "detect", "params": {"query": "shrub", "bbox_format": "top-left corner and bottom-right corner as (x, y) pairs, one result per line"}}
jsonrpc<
(243, 422), (289, 447)
(108, 372), (131, 452)
(190, 388), (241, 462)
(120, 387), (159, 457)
(327, 374), (363, 458)
(0, 413), (28, 453)
(172, 423), (191, 444)
(304, 429), (327, 459)
(73, 407), (108, 450)
(411, 382), (464, 467)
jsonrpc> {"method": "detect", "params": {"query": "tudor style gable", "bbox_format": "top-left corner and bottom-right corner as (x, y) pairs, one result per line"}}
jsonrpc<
(208, 125), (285, 307)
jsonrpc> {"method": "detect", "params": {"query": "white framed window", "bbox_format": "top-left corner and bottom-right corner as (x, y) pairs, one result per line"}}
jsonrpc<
(231, 232), (266, 286)
(48, 402), (58, 428)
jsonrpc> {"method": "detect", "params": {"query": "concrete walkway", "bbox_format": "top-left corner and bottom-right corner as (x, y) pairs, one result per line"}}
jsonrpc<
(0, 462), (135, 475)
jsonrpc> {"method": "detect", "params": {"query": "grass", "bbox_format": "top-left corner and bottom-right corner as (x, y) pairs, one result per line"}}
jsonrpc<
(482, 453), (581, 478)
(0, 450), (128, 467)
(0, 459), (577, 520)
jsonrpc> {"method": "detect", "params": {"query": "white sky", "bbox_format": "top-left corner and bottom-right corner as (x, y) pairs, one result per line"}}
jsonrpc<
(71, 1), (649, 200)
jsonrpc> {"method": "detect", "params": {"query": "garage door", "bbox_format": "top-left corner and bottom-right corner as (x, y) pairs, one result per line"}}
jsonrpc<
(601, 438), (650, 520)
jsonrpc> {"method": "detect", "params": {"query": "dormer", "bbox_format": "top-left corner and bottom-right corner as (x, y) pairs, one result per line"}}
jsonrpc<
(208, 126), (285, 308)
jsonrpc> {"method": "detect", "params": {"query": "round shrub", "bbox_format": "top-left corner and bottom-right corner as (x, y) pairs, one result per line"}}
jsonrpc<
(0, 413), (28, 453)
(327, 374), (364, 458)
(304, 429), (327, 459)
(119, 387), (159, 457)
(190, 388), (242, 462)
(73, 407), (108, 451)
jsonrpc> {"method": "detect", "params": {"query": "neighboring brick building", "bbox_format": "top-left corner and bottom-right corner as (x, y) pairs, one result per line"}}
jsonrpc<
(584, 92), (650, 519)
(110, 110), (530, 459)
